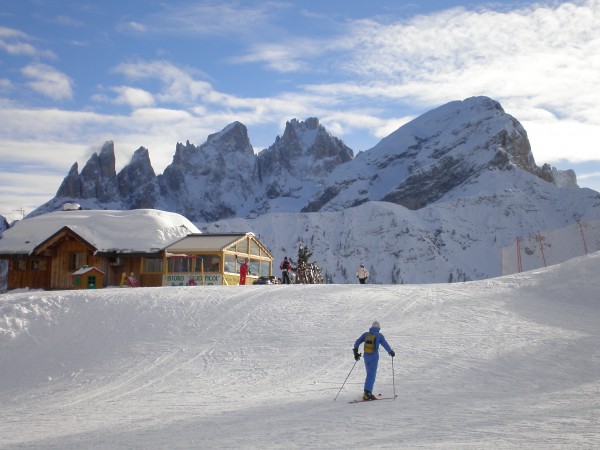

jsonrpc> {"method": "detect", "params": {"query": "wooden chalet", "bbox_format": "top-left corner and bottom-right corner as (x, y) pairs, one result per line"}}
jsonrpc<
(0, 209), (197, 290)
(0, 209), (273, 291)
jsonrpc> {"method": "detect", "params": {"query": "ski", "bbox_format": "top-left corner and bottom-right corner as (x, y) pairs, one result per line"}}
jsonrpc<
(348, 395), (397, 404)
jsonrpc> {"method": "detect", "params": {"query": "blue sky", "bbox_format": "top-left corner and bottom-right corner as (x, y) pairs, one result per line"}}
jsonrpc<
(1, 0), (599, 222)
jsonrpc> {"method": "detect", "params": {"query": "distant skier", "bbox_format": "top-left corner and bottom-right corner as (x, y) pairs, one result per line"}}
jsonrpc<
(353, 321), (395, 400)
(239, 259), (249, 285)
(280, 257), (292, 284)
(356, 264), (369, 284)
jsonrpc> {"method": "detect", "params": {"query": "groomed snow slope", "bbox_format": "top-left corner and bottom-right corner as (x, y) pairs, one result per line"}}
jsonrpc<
(1, 253), (599, 449)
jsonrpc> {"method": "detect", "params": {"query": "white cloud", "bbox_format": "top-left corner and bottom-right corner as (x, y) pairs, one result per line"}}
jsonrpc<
(246, 0), (600, 164)
(0, 173), (64, 222)
(0, 141), (88, 221)
(112, 61), (214, 105)
(53, 15), (86, 27)
(21, 63), (73, 101)
(121, 21), (146, 33)
(578, 171), (600, 180)
(345, 2), (599, 104)
(95, 59), (444, 155)
(231, 38), (323, 73)
(521, 119), (600, 164)
(143, 3), (278, 37)
(0, 26), (56, 59)
(110, 86), (155, 108)
(0, 139), (90, 170)
(0, 78), (12, 90)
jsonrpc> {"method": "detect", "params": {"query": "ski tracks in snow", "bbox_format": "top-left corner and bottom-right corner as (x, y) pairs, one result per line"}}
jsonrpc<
(2, 262), (600, 449)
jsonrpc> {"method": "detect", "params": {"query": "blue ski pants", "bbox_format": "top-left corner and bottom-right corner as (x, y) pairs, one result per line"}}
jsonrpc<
(363, 354), (379, 393)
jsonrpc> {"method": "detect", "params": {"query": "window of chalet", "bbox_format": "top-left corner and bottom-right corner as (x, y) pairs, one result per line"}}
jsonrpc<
(249, 240), (260, 256)
(224, 254), (237, 273)
(31, 260), (48, 271)
(143, 258), (163, 273)
(260, 260), (272, 277)
(193, 255), (220, 273)
(168, 256), (192, 273)
(69, 252), (85, 271)
(11, 259), (26, 271)
(249, 259), (259, 276)
(236, 239), (248, 254)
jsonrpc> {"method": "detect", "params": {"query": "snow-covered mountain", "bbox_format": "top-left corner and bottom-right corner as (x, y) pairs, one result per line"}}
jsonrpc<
(27, 96), (600, 283)
(35, 117), (354, 222)
(200, 190), (600, 284)
(33, 97), (581, 221)
(302, 97), (565, 212)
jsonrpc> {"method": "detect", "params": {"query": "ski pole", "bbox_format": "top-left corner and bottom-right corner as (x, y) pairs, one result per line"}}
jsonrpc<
(392, 355), (396, 399)
(334, 359), (358, 402)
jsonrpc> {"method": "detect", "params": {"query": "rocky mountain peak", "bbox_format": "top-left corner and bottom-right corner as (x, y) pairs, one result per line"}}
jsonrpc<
(56, 162), (80, 198)
(302, 96), (558, 212)
(79, 142), (119, 203)
(32, 96), (583, 223)
(117, 147), (158, 209)
(259, 117), (354, 184)
(98, 141), (117, 177)
(206, 121), (253, 155)
(282, 117), (320, 149)
(54, 141), (119, 203)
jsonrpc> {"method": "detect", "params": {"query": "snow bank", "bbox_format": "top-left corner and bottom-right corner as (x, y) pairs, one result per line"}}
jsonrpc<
(0, 253), (599, 448)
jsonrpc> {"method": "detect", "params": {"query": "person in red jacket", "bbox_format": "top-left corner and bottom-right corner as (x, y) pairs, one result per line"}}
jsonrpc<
(239, 258), (249, 285)
(280, 256), (292, 284)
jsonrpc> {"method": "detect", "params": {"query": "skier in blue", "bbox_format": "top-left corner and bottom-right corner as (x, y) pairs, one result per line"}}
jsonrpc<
(353, 321), (395, 400)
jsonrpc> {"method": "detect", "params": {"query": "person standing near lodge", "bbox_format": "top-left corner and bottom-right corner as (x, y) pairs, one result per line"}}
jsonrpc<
(356, 264), (369, 284)
(239, 258), (249, 285)
(280, 256), (292, 284)
(353, 321), (395, 400)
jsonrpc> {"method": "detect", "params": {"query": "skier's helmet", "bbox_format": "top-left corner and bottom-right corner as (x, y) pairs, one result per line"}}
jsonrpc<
(372, 321), (380, 329)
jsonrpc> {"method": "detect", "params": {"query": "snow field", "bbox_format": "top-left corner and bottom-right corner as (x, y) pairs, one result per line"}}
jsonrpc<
(1, 253), (599, 448)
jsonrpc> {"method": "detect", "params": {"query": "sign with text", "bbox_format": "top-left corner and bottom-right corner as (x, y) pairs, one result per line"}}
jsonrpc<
(162, 273), (222, 286)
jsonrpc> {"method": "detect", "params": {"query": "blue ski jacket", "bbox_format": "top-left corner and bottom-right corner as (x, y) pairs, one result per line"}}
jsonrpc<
(354, 326), (392, 359)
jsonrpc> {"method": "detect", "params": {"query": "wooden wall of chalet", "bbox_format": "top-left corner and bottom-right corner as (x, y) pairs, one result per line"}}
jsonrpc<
(7, 253), (163, 290)
(49, 239), (97, 290)
(7, 257), (51, 290)
(43, 233), (151, 289)
(140, 273), (163, 287)
(7, 236), (147, 290)
(103, 257), (144, 288)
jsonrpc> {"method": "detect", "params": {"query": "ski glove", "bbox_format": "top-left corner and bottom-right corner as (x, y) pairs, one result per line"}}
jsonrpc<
(353, 348), (361, 361)
(389, 350), (395, 358)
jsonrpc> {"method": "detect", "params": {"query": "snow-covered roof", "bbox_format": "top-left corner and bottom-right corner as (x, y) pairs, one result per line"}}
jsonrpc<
(0, 209), (200, 256)
(72, 266), (105, 276)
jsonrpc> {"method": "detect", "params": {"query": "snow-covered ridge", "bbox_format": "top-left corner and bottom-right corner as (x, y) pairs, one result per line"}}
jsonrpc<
(202, 192), (600, 283)
(32, 96), (575, 223)
(1, 253), (599, 447)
